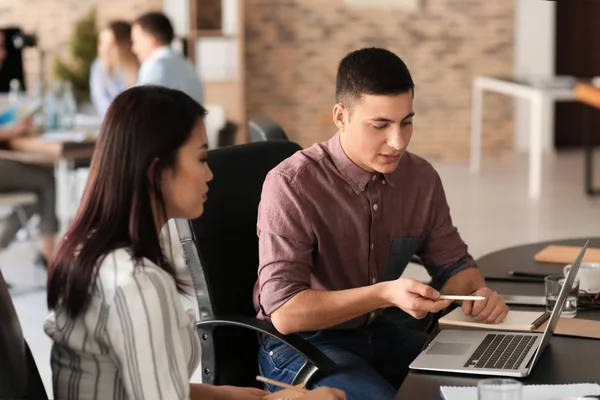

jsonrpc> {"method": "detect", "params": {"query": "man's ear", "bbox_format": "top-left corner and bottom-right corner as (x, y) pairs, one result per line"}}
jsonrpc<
(333, 103), (348, 132)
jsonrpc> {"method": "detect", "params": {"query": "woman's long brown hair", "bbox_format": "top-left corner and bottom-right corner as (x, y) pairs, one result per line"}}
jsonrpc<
(47, 85), (207, 317)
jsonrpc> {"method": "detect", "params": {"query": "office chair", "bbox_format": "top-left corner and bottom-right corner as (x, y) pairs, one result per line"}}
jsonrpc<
(0, 269), (48, 399)
(248, 116), (289, 142)
(176, 141), (336, 388)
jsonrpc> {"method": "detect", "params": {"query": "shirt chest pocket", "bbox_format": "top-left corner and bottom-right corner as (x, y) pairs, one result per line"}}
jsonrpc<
(382, 236), (424, 281)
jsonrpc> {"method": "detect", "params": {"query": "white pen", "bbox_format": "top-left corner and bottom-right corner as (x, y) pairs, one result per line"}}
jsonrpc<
(438, 295), (487, 301)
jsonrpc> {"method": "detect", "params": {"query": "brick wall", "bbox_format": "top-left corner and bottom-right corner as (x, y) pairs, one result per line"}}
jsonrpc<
(244, 0), (515, 161)
(0, 0), (162, 96)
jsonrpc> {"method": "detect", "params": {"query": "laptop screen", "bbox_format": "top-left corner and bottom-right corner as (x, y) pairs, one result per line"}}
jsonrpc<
(528, 240), (589, 367)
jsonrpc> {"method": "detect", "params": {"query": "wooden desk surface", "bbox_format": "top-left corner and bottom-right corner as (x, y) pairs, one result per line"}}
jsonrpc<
(4, 135), (96, 162)
(575, 82), (600, 109)
(397, 237), (600, 399)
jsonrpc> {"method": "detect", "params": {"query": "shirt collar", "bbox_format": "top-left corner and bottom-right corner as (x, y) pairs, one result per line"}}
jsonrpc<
(145, 46), (172, 63)
(327, 132), (397, 194)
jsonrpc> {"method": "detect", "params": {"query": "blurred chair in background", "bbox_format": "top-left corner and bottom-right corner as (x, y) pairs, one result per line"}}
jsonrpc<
(248, 116), (289, 142)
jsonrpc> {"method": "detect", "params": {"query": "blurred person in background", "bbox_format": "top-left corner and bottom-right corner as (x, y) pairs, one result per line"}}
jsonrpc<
(90, 21), (139, 117)
(0, 30), (57, 273)
(132, 12), (204, 104)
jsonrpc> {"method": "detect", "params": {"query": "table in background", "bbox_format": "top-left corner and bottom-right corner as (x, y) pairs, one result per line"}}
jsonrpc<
(396, 237), (600, 400)
(5, 135), (96, 233)
(469, 76), (577, 199)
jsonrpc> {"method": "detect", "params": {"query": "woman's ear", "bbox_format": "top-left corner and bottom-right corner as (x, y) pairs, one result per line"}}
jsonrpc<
(147, 157), (161, 186)
(333, 103), (348, 132)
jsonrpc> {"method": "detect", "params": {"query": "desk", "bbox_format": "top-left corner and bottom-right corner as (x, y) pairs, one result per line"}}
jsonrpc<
(396, 237), (600, 400)
(4, 136), (96, 233)
(469, 76), (577, 199)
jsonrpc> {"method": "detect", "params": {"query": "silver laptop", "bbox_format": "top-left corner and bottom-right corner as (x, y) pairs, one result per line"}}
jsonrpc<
(409, 240), (589, 378)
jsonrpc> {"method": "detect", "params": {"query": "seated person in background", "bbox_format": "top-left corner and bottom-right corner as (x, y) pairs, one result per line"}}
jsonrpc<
(90, 20), (139, 117)
(132, 12), (204, 105)
(254, 47), (510, 399)
(45, 85), (344, 400)
(0, 30), (57, 268)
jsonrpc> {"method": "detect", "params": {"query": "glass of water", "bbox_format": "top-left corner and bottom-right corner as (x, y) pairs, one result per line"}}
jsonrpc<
(478, 378), (522, 400)
(545, 275), (579, 318)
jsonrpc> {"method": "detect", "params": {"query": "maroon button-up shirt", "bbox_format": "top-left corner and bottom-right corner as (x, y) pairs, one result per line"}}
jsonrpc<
(253, 133), (477, 329)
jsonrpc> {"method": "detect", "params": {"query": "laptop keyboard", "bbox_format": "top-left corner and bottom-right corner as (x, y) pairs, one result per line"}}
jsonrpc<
(463, 333), (537, 370)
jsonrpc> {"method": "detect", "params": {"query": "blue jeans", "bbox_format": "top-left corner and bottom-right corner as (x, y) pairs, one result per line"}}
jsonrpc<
(258, 318), (427, 400)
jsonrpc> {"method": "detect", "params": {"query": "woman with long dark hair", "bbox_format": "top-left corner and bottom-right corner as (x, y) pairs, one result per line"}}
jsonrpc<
(44, 86), (344, 400)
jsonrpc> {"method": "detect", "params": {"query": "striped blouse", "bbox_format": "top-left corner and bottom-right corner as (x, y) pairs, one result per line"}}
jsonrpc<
(44, 248), (201, 400)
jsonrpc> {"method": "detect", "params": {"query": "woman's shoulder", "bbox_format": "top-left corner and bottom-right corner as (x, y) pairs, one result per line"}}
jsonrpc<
(95, 248), (177, 304)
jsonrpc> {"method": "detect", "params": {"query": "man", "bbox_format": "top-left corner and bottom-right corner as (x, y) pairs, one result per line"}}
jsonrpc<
(253, 47), (509, 398)
(131, 12), (204, 104)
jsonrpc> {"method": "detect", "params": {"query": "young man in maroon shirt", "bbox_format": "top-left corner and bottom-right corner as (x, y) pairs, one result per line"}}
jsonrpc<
(254, 47), (508, 398)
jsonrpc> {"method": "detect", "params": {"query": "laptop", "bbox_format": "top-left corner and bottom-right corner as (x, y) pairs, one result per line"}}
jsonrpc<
(409, 240), (589, 378)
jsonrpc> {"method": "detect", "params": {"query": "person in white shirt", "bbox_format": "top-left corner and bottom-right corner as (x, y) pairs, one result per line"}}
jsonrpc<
(131, 12), (204, 104)
(44, 85), (344, 400)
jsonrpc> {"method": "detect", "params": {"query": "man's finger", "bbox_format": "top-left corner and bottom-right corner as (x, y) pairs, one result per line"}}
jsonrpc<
(473, 295), (497, 322)
(471, 295), (489, 316)
(432, 299), (453, 313)
(462, 300), (473, 315)
(495, 308), (509, 324)
(408, 280), (440, 300)
(484, 304), (504, 324)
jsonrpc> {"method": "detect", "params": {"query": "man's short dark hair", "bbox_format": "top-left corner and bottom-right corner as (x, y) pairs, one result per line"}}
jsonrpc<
(135, 12), (174, 45)
(335, 47), (414, 107)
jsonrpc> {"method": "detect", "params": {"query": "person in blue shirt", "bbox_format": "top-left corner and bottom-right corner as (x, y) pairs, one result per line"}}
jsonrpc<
(131, 12), (204, 105)
(90, 21), (139, 117)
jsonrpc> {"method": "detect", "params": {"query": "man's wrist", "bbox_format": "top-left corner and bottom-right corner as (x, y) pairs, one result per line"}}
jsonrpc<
(374, 281), (394, 309)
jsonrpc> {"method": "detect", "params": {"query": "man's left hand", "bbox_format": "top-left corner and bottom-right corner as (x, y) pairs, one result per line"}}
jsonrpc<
(461, 287), (509, 324)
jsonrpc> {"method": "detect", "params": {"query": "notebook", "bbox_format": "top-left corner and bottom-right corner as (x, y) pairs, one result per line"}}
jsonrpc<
(535, 245), (600, 264)
(440, 383), (600, 400)
(438, 307), (547, 332)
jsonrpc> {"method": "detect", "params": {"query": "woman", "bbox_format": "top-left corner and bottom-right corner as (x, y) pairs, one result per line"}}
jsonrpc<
(90, 21), (139, 117)
(45, 86), (344, 400)
(0, 30), (57, 267)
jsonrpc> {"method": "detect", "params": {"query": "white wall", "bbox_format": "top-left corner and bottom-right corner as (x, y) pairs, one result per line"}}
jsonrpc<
(513, 0), (556, 152)
(163, 0), (189, 37)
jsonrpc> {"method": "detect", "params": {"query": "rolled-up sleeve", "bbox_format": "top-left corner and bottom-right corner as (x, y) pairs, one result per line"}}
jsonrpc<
(418, 171), (477, 289)
(256, 171), (315, 317)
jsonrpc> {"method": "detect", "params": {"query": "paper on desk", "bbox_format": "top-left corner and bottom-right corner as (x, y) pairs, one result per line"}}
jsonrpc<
(440, 383), (600, 400)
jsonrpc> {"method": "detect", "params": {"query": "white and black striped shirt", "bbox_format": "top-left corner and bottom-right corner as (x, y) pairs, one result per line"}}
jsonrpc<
(44, 248), (201, 400)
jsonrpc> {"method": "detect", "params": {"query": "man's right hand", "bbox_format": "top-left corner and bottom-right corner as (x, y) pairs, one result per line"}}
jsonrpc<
(382, 278), (452, 319)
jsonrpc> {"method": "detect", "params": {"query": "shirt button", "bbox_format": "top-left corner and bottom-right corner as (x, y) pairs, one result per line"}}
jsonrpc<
(372, 277), (377, 284)
(382, 180), (387, 185)
(373, 203), (379, 211)
(371, 242), (374, 250)
(372, 175), (377, 181)
(370, 311), (376, 319)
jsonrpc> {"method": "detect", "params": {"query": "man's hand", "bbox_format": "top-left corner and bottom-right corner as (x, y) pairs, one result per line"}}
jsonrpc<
(383, 278), (453, 319)
(461, 287), (509, 324)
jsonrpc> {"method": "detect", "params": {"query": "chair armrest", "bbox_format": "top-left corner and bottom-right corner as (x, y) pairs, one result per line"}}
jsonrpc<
(197, 315), (336, 373)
